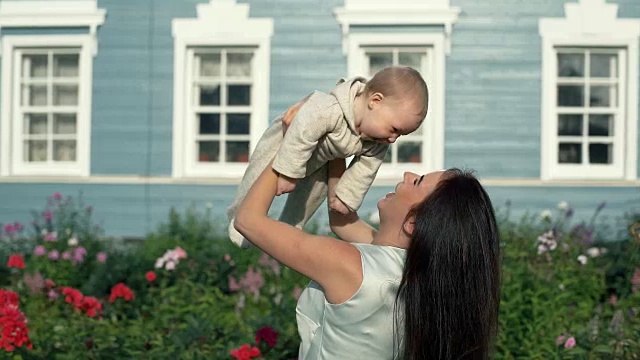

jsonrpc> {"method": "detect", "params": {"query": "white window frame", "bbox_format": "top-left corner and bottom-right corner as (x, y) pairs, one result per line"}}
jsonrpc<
(0, 1), (105, 177)
(172, 0), (273, 178)
(539, 0), (640, 181)
(334, 0), (459, 180)
(348, 33), (445, 178)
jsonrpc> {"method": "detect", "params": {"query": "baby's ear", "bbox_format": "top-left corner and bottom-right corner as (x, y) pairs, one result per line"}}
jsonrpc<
(368, 92), (384, 108)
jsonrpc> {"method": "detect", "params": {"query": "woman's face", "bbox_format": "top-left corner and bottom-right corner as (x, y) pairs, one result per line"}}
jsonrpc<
(377, 171), (444, 226)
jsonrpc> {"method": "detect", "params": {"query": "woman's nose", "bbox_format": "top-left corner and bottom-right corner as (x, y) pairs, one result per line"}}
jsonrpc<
(403, 172), (418, 182)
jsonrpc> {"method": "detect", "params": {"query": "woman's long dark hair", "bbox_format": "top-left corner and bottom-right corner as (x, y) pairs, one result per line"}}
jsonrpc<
(394, 168), (501, 360)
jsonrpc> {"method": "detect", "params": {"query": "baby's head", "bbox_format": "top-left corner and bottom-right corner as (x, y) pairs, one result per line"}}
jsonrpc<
(357, 66), (429, 143)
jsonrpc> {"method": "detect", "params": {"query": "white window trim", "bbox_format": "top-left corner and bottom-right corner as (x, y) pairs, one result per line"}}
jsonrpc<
(539, 0), (640, 181)
(171, 0), (273, 178)
(345, 33), (447, 178)
(0, 0), (104, 177)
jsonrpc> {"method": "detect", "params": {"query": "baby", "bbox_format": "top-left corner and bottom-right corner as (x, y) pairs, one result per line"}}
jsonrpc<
(228, 66), (429, 248)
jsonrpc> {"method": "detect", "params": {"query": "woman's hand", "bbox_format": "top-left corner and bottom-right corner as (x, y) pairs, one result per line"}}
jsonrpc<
(276, 174), (299, 196)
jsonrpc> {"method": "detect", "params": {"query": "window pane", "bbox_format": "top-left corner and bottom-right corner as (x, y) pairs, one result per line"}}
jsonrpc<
(227, 53), (253, 77)
(590, 53), (617, 78)
(588, 114), (613, 136)
(226, 141), (250, 162)
(53, 85), (78, 106)
(398, 52), (424, 70)
(24, 114), (48, 135)
(557, 114), (582, 136)
(199, 113), (220, 135)
(53, 140), (76, 161)
(198, 53), (221, 77)
(198, 141), (219, 162)
(589, 143), (612, 164)
(398, 142), (421, 163)
(228, 85), (251, 105)
(228, 114), (250, 135)
(198, 85), (220, 106)
(24, 140), (47, 162)
(23, 85), (48, 106)
(53, 113), (77, 134)
(557, 85), (583, 106)
(368, 52), (393, 75)
(589, 86), (615, 107)
(53, 54), (79, 77)
(383, 147), (392, 163)
(558, 143), (582, 164)
(23, 54), (48, 78)
(558, 53), (584, 77)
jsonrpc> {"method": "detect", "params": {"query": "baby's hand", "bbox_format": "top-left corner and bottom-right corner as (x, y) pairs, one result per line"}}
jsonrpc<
(276, 174), (299, 196)
(329, 194), (351, 215)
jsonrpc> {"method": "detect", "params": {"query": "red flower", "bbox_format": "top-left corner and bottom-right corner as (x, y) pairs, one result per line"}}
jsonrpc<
(6, 255), (25, 269)
(44, 279), (56, 289)
(109, 283), (135, 303)
(0, 289), (32, 352)
(255, 326), (279, 347)
(78, 296), (103, 317)
(0, 305), (33, 351)
(145, 271), (157, 282)
(230, 344), (261, 360)
(0, 289), (19, 308)
(62, 287), (84, 307)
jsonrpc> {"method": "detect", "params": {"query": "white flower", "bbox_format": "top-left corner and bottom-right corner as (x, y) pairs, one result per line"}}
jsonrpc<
(154, 258), (164, 269)
(368, 211), (380, 224)
(557, 201), (568, 210)
(537, 244), (548, 255)
(165, 261), (176, 271)
(577, 255), (588, 265)
(548, 240), (557, 251)
(586, 247), (601, 258)
(540, 209), (552, 220)
(599, 247), (608, 255)
(41, 229), (48, 236)
(558, 284), (565, 291)
(65, 228), (72, 235)
(67, 236), (78, 247)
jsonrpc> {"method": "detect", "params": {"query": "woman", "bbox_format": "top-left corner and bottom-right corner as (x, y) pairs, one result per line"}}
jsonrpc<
(234, 120), (500, 360)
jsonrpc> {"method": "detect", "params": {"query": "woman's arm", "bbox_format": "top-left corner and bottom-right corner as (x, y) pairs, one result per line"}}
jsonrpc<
(234, 161), (362, 304)
(327, 159), (377, 244)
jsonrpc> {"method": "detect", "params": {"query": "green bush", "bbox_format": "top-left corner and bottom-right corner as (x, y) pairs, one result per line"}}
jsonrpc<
(0, 194), (639, 359)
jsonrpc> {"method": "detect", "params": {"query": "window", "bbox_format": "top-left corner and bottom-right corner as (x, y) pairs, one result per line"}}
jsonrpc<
(539, 0), (640, 180)
(554, 48), (624, 168)
(362, 47), (432, 166)
(0, 1), (105, 177)
(172, 0), (273, 178)
(334, 0), (460, 178)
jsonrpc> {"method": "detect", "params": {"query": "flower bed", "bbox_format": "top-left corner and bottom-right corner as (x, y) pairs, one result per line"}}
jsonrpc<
(0, 193), (639, 359)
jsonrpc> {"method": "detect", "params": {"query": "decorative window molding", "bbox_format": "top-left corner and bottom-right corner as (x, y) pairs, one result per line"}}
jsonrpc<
(334, 0), (460, 54)
(335, 1), (458, 178)
(0, 1), (105, 177)
(539, 0), (640, 180)
(172, 0), (273, 178)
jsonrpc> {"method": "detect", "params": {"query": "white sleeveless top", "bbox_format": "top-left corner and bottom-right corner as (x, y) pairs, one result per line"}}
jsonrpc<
(296, 243), (407, 359)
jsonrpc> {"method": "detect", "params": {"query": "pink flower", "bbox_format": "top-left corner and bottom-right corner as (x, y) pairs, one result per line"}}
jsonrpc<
(229, 276), (241, 292)
(165, 261), (176, 271)
(224, 254), (231, 261)
(52, 192), (63, 201)
(145, 271), (156, 282)
(62, 251), (72, 260)
(48, 250), (60, 260)
(43, 210), (53, 221)
(73, 247), (87, 263)
(174, 246), (187, 260)
(47, 289), (59, 300)
(96, 252), (108, 263)
(44, 231), (57, 242)
(33, 245), (47, 257)
(4, 223), (15, 235)
(555, 335), (566, 346)
(564, 337), (576, 349)
(259, 252), (281, 276)
(632, 268), (640, 294)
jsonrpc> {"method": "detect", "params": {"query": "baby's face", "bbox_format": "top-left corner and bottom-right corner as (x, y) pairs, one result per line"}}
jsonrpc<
(359, 98), (424, 144)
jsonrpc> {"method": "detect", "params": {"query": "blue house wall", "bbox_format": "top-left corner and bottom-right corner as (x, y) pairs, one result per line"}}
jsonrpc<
(0, 0), (638, 238)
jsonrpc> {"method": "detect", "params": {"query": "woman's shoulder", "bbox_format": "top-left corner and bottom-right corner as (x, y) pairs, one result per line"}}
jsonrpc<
(352, 244), (406, 278)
